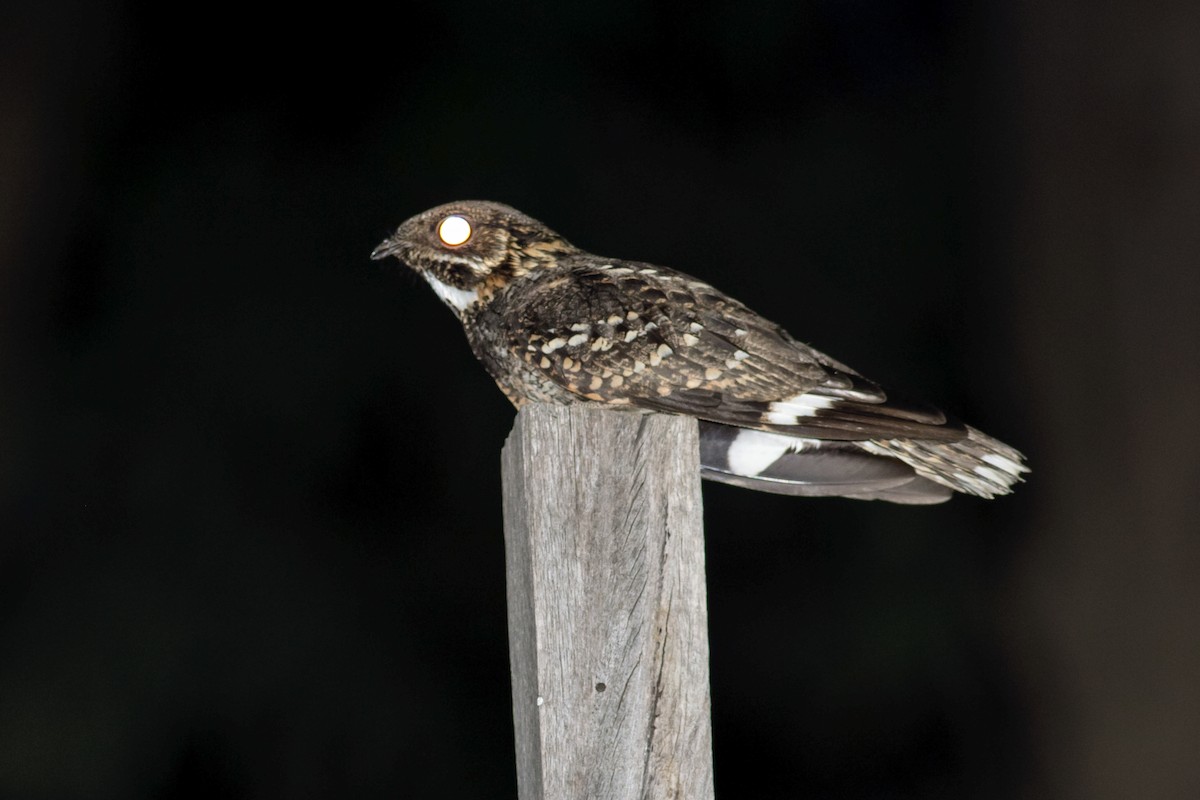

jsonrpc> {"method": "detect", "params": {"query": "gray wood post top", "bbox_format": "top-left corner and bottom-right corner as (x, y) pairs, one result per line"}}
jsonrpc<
(502, 405), (715, 800)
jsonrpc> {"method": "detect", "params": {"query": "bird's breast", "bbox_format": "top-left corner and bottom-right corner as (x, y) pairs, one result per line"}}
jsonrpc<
(462, 307), (580, 408)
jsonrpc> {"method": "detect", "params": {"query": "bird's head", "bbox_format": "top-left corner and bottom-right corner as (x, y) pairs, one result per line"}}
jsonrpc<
(371, 200), (578, 314)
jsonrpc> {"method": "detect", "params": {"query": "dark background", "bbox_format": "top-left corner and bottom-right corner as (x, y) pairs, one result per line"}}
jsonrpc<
(2, 1), (1197, 798)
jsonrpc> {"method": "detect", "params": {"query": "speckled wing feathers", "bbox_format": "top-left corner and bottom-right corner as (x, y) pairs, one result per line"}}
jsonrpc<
(500, 260), (961, 442)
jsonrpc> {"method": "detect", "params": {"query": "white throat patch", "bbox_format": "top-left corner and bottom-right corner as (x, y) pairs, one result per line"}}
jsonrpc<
(423, 271), (480, 313)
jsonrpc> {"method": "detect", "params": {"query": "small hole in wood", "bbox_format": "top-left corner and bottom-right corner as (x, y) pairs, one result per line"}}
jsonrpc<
(595, 682), (607, 692)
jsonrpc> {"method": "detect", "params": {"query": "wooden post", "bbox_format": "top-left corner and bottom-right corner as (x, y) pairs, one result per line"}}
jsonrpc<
(501, 405), (715, 800)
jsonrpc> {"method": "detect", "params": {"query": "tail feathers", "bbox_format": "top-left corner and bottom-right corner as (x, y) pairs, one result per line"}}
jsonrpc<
(858, 426), (1029, 499)
(698, 423), (956, 504)
(698, 422), (1027, 504)
(839, 477), (954, 505)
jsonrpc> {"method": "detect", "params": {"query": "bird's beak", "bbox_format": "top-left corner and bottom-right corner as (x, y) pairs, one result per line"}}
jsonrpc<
(370, 236), (399, 261)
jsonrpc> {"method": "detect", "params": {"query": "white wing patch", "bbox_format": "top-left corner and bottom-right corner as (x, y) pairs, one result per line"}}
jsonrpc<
(727, 429), (820, 476)
(764, 393), (837, 425)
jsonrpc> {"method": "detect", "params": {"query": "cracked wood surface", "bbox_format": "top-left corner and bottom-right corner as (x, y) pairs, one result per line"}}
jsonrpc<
(502, 405), (715, 800)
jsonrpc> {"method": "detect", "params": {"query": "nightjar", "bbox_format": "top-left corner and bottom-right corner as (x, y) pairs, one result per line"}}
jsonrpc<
(371, 200), (1028, 504)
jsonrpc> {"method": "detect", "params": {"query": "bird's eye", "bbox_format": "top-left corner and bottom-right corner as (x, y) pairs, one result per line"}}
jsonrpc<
(437, 215), (472, 246)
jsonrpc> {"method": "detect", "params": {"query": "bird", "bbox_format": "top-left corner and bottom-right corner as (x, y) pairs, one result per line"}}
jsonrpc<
(371, 200), (1028, 504)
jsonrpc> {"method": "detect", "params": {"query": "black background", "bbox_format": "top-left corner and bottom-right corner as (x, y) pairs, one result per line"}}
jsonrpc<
(2, 1), (1198, 798)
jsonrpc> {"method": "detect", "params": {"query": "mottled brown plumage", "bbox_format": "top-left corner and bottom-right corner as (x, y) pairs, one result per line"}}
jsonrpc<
(372, 200), (1028, 503)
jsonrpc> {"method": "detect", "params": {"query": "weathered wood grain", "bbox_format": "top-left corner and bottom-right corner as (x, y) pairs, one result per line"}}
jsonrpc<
(502, 404), (714, 800)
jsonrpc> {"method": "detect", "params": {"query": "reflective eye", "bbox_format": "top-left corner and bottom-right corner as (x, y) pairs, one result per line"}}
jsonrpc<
(437, 215), (472, 246)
